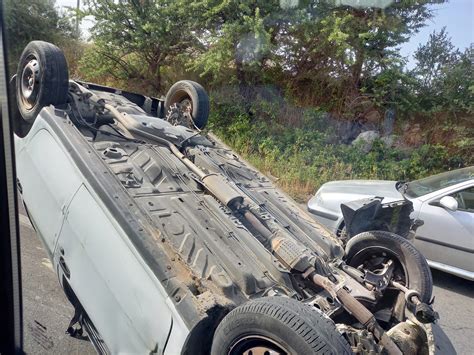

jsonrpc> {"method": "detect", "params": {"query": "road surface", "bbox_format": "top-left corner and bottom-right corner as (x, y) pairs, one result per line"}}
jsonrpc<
(19, 203), (95, 354)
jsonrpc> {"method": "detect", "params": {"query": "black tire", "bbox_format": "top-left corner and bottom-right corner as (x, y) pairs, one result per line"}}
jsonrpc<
(164, 80), (209, 129)
(9, 75), (32, 137)
(345, 231), (433, 303)
(211, 297), (352, 355)
(16, 41), (69, 123)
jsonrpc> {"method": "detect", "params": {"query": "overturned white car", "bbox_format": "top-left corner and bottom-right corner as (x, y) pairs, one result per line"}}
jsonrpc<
(12, 41), (454, 354)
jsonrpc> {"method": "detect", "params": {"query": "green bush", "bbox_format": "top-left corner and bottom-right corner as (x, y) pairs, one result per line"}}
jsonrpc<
(209, 97), (454, 202)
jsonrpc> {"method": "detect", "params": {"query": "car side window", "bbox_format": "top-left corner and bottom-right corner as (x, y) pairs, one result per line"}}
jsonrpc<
(450, 186), (474, 213)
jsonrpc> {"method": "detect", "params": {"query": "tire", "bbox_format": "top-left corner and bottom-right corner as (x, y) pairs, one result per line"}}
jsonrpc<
(211, 297), (352, 355)
(164, 80), (209, 129)
(16, 41), (69, 123)
(9, 75), (32, 137)
(345, 231), (433, 303)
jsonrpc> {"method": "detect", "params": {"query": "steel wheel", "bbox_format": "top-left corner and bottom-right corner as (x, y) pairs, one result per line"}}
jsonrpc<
(19, 57), (41, 111)
(15, 41), (69, 123)
(229, 335), (287, 355)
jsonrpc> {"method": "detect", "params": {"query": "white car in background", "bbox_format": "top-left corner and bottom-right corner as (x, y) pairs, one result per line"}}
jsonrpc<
(307, 167), (474, 280)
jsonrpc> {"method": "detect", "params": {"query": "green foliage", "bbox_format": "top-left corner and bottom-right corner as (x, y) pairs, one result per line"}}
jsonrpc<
(278, 0), (443, 112)
(209, 94), (460, 201)
(79, 0), (199, 94)
(185, 0), (282, 86)
(411, 28), (474, 115)
(4, 0), (76, 76)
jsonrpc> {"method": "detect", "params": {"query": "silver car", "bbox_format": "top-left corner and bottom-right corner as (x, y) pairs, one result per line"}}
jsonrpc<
(307, 167), (474, 281)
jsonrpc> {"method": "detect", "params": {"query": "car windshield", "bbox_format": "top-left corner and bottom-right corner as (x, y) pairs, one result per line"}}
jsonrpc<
(405, 166), (474, 198)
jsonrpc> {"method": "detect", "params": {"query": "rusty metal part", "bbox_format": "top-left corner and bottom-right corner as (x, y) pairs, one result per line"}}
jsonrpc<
(337, 324), (380, 354)
(391, 280), (422, 305)
(391, 281), (439, 324)
(340, 272), (377, 304)
(312, 273), (402, 355)
(363, 259), (395, 292)
(104, 103), (135, 139)
(271, 236), (313, 273)
(386, 321), (428, 354)
(307, 293), (342, 316)
(242, 209), (273, 240)
(201, 173), (244, 208)
(165, 101), (194, 128)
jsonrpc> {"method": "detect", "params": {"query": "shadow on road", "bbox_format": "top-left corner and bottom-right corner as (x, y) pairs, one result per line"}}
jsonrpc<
(430, 269), (473, 355)
(432, 269), (473, 297)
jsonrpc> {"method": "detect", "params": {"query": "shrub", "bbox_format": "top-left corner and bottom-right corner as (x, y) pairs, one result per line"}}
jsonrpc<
(210, 97), (456, 202)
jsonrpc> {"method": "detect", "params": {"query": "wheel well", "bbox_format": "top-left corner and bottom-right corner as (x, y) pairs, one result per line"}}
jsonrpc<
(336, 221), (345, 236)
(181, 304), (231, 355)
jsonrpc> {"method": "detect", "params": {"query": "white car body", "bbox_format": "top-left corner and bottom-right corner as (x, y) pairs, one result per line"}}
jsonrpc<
(307, 168), (474, 280)
(15, 114), (189, 353)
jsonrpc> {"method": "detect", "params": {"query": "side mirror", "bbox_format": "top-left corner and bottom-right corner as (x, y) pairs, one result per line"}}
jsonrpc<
(439, 196), (458, 212)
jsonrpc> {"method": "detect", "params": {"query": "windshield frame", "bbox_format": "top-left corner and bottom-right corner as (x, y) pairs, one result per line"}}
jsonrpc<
(404, 166), (474, 198)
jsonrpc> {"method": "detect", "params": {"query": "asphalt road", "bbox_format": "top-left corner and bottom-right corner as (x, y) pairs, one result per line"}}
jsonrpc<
(19, 204), (95, 354)
(19, 206), (473, 354)
(430, 269), (473, 355)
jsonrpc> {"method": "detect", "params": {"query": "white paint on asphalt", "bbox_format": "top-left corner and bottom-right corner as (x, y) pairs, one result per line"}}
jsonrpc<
(19, 213), (33, 229)
(41, 258), (54, 272)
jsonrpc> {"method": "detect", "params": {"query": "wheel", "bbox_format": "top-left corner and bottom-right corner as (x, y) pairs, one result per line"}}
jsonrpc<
(9, 75), (31, 137)
(16, 41), (69, 123)
(164, 80), (209, 129)
(345, 231), (433, 303)
(211, 297), (352, 355)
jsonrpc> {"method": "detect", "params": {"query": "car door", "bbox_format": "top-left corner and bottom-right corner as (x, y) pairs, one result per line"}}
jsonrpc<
(415, 183), (474, 276)
(15, 128), (82, 255)
(55, 184), (174, 353)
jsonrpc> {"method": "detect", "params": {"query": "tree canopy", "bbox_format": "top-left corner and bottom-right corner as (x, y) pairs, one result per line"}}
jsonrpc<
(4, 0), (76, 75)
(75, 0), (472, 116)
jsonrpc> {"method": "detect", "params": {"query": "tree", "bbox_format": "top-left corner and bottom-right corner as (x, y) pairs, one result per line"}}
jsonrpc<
(3, 0), (76, 76)
(185, 0), (445, 113)
(80, 0), (198, 94)
(279, 0), (445, 111)
(412, 28), (473, 114)
(185, 0), (285, 93)
(413, 27), (458, 89)
(441, 48), (474, 114)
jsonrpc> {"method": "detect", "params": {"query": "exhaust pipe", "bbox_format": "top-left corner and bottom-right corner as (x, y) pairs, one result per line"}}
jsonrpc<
(107, 106), (401, 354)
(312, 273), (402, 355)
(270, 236), (401, 355)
